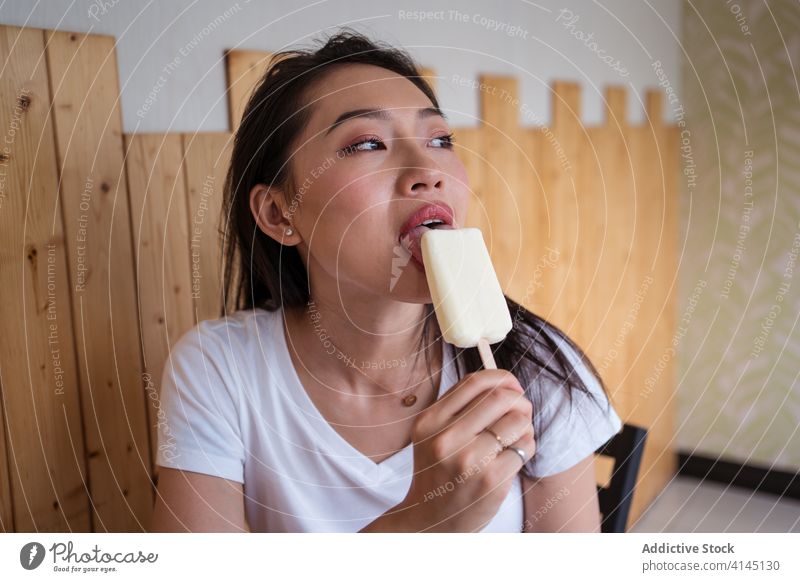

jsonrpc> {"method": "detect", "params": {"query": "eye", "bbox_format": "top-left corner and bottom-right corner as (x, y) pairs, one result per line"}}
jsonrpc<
(337, 132), (457, 157)
(338, 135), (385, 157)
(431, 132), (456, 149)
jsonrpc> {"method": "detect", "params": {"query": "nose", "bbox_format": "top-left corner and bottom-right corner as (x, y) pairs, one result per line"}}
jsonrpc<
(395, 138), (445, 196)
(397, 143), (446, 197)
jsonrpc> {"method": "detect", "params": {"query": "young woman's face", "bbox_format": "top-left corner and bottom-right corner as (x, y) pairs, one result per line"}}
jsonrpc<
(282, 63), (470, 304)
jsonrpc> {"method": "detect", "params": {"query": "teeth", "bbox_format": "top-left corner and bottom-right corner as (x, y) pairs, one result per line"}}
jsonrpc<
(420, 219), (444, 227)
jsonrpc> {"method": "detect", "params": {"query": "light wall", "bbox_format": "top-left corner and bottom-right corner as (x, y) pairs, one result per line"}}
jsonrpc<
(0, 0), (682, 132)
(678, 0), (800, 472)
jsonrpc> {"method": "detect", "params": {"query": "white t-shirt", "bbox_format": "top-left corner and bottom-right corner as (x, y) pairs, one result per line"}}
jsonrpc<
(155, 306), (622, 532)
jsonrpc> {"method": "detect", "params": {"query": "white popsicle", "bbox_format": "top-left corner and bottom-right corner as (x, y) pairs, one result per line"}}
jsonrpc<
(421, 227), (512, 369)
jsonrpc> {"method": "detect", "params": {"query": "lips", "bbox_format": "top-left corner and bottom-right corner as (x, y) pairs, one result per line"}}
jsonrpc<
(398, 201), (455, 267)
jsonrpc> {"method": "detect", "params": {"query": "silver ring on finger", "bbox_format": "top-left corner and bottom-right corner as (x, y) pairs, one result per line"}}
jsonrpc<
(506, 445), (527, 465)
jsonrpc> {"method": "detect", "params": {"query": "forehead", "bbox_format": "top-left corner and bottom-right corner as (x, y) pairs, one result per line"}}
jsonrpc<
(303, 64), (435, 131)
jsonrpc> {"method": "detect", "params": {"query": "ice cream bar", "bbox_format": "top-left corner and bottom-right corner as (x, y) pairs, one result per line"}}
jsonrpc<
(421, 227), (512, 369)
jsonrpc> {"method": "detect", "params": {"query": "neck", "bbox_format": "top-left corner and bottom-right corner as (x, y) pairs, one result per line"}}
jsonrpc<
(283, 295), (439, 398)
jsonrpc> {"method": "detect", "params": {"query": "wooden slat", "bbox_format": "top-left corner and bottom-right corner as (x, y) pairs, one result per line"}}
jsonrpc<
(0, 393), (9, 531)
(517, 127), (548, 316)
(580, 86), (645, 519)
(645, 89), (664, 128)
(225, 49), (273, 132)
(181, 132), (233, 322)
(45, 29), (151, 531)
(622, 87), (678, 522)
(454, 127), (488, 234)
(419, 66), (437, 92)
(478, 75), (530, 301)
(124, 133), (195, 476)
(0, 24), (89, 532)
(580, 85), (636, 408)
(540, 81), (582, 329)
(605, 86), (628, 129)
(595, 454), (615, 489)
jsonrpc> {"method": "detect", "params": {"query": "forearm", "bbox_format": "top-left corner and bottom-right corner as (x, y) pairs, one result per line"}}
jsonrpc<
(520, 455), (602, 533)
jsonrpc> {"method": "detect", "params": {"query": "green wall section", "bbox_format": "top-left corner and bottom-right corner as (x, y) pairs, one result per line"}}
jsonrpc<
(678, 1), (800, 472)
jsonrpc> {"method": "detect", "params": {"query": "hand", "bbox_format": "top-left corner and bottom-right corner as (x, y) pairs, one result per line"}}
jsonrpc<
(396, 369), (536, 532)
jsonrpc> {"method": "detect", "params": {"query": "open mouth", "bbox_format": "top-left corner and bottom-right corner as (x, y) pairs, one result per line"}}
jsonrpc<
(398, 212), (455, 267)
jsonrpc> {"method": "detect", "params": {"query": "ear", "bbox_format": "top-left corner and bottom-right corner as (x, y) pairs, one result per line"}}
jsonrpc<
(249, 183), (300, 246)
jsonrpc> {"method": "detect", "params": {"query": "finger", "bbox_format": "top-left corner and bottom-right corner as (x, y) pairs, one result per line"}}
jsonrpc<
(468, 409), (533, 465)
(492, 433), (536, 476)
(486, 409), (534, 449)
(431, 369), (524, 424)
(447, 386), (532, 441)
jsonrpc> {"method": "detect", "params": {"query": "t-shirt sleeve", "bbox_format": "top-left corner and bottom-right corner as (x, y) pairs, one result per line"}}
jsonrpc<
(523, 330), (623, 478)
(155, 321), (246, 484)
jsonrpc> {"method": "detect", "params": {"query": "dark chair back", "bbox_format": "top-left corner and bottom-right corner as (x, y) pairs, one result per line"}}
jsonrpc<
(595, 423), (648, 532)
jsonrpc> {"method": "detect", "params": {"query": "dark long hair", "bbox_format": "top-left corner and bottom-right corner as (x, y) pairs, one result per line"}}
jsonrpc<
(220, 28), (614, 479)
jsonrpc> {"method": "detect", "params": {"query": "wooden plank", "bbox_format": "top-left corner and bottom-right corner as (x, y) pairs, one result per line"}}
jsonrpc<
(419, 66), (437, 92)
(181, 132), (233, 322)
(583, 85), (647, 520)
(0, 392), (9, 531)
(45, 29), (151, 531)
(0, 24), (89, 532)
(454, 127), (488, 234)
(225, 49), (273, 132)
(594, 454), (615, 489)
(478, 75), (529, 301)
(539, 81), (582, 330)
(580, 85), (636, 412)
(124, 133), (195, 476)
(0, 383), (9, 531)
(620, 88), (677, 523)
(605, 86), (628, 130)
(517, 128), (550, 317)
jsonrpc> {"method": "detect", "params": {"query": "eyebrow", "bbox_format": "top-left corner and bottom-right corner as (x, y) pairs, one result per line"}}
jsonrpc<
(324, 106), (448, 136)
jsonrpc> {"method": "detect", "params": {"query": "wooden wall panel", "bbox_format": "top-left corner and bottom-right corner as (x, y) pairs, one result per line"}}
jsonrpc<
(181, 133), (233, 322)
(124, 133), (195, 475)
(625, 91), (679, 520)
(581, 86), (637, 411)
(45, 29), (151, 531)
(225, 49), (273, 132)
(1, 31), (678, 531)
(542, 81), (584, 329)
(455, 126), (489, 235)
(0, 25), (89, 532)
(479, 75), (531, 303)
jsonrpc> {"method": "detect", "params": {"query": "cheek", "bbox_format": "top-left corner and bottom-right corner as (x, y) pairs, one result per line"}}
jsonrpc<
(306, 171), (393, 261)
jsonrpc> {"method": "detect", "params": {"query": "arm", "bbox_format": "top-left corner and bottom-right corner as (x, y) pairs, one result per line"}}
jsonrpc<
(150, 467), (249, 532)
(519, 453), (601, 532)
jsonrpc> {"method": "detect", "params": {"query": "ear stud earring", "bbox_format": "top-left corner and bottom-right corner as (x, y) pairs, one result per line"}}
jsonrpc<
(284, 227), (293, 236)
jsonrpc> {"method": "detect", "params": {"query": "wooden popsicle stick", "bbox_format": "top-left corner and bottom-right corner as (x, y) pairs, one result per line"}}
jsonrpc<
(477, 337), (497, 369)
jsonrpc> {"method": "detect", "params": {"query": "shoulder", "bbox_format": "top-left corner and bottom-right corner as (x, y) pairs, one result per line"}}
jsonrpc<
(163, 307), (279, 391)
(529, 323), (622, 436)
(518, 320), (623, 477)
(536, 324), (613, 415)
(512, 316), (603, 409)
(171, 307), (276, 359)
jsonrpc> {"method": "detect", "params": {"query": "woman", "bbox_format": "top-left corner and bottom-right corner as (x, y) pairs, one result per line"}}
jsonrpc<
(151, 28), (622, 533)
